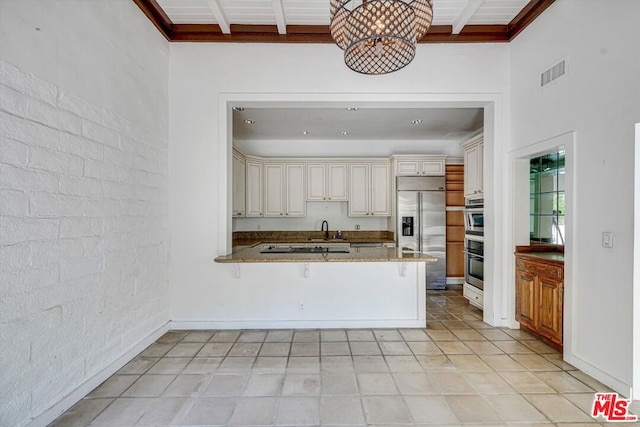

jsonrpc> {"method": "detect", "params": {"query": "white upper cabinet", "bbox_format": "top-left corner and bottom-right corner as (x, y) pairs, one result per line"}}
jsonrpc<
(232, 152), (246, 217)
(462, 135), (484, 198)
(245, 160), (263, 217)
(285, 164), (306, 217)
(264, 163), (306, 217)
(264, 163), (285, 217)
(348, 162), (391, 216)
(306, 163), (348, 201)
(393, 155), (445, 176)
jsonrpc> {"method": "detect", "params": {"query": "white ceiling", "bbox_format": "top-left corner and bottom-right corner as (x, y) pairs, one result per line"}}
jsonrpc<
(233, 107), (484, 157)
(156, 0), (530, 33)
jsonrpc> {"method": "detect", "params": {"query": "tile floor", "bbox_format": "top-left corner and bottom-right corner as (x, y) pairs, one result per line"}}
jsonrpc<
(51, 287), (635, 426)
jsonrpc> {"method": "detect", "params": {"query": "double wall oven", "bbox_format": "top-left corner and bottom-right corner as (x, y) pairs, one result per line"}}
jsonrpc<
(464, 199), (484, 291)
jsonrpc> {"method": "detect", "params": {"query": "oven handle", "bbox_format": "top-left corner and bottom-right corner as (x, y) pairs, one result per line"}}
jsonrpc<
(463, 251), (484, 259)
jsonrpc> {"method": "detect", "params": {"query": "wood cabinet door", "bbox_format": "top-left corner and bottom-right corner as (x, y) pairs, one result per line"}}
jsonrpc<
(516, 268), (537, 329)
(285, 164), (306, 217)
(245, 161), (263, 217)
(348, 164), (369, 216)
(307, 163), (326, 201)
(232, 154), (246, 216)
(537, 276), (563, 344)
(264, 163), (284, 217)
(369, 163), (390, 216)
(327, 164), (348, 201)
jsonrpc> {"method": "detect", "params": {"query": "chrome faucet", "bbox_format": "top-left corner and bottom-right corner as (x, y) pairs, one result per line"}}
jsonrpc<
(321, 220), (329, 239)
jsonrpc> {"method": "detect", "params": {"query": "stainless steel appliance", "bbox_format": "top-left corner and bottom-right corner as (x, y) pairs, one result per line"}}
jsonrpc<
(396, 176), (446, 290)
(464, 235), (484, 290)
(464, 199), (484, 236)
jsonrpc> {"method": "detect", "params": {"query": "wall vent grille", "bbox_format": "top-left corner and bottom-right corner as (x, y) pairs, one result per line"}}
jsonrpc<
(541, 60), (566, 87)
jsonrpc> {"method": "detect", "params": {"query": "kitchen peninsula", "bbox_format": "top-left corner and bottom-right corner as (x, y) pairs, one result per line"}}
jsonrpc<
(212, 234), (436, 329)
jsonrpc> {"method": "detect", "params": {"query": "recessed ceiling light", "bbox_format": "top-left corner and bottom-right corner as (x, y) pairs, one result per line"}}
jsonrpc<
(232, 107), (245, 111)
(411, 119), (423, 125)
(244, 119), (255, 124)
(301, 130), (310, 135)
(346, 107), (359, 111)
(341, 131), (350, 135)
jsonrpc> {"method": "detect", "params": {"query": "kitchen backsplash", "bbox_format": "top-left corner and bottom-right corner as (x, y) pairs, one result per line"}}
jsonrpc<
(233, 201), (389, 232)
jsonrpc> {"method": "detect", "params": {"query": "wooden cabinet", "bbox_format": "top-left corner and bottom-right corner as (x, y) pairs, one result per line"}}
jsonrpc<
(307, 163), (347, 201)
(264, 163), (306, 217)
(446, 164), (465, 280)
(245, 160), (263, 217)
(348, 163), (391, 217)
(462, 135), (483, 198)
(232, 151), (246, 217)
(515, 251), (564, 349)
(393, 155), (446, 176)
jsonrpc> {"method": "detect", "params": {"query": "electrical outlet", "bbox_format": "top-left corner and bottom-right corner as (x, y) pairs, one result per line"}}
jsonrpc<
(602, 232), (613, 248)
(298, 302), (305, 312)
(354, 224), (360, 230)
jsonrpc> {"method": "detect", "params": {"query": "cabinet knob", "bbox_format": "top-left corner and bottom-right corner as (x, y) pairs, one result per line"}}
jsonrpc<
(328, 197), (331, 200)
(286, 213), (288, 216)
(323, 197), (327, 200)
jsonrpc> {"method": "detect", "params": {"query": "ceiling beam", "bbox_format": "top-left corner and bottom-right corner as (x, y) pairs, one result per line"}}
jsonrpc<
(452, 0), (484, 35)
(205, 0), (231, 34)
(132, 0), (172, 40)
(272, 0), (287, 35)
(508, 0), (556, 40)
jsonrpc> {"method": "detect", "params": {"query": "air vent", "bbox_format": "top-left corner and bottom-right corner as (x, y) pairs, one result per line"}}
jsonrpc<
(541, 59), (566, 87)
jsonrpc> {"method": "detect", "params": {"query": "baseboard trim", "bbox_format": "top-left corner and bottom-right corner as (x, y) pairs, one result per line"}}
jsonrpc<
(29, 322), (169, 427)
(565, 353), (632, 398)
(446, 277), (464, 285)
(170, 319), (426, 330)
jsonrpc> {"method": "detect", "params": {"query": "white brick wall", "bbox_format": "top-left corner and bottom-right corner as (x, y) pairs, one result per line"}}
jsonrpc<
(0, 60), (169, 426)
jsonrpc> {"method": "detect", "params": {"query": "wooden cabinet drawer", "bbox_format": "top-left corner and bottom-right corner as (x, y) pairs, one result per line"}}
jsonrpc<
(516, 258), (562, 280)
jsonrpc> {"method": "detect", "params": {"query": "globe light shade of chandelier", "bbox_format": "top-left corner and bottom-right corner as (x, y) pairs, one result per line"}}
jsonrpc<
(330, 0), (434, 75)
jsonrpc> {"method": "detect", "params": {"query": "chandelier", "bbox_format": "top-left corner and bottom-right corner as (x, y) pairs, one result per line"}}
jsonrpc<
(330, 0), (433, 75)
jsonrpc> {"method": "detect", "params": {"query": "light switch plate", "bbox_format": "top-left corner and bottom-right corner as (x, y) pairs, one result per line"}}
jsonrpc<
(602, 232), (613, 248)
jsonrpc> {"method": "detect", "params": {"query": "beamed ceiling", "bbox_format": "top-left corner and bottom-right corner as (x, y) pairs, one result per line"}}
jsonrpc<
(133, 0), (555, 43)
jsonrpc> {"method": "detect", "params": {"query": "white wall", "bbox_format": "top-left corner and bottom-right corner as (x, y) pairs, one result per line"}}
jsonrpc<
(0, 1), (170, 426)
(509, 0), (640, 395)
(168, 42), (509, 324)
(234, 201), (387, 232)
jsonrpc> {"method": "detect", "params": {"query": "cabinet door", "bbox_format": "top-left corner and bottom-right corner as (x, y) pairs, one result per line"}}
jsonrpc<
(515, 268), (537, 329)
(327, 164), (348, 201)
(464, 144), (479, 197)
(307, 164), (326, 201)
(264, 164), (284, 217)
(421, 160), (445, 176)
(537, 277), (563, 344)
(232, 154), (246, 217)
(370, 163), (390, 216)
(396, 160), (420, 176)
(245, 161), (263, 217)
(477, 142), (484, 195)
(286, 164), (306, 217)
(348, 164), (369, 216)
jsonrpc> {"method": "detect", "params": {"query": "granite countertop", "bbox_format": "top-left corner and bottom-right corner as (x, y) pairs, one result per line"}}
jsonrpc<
(515, 245), (564, 264)
(215, 246), (436, 263)
(517, 252), (564, 263)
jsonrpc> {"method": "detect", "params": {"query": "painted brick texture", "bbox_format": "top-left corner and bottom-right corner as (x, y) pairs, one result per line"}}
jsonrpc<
(0, 60), (169, 426)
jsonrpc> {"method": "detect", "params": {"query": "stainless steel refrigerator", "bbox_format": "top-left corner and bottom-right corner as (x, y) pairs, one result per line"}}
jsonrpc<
(397, 176), (446, 290)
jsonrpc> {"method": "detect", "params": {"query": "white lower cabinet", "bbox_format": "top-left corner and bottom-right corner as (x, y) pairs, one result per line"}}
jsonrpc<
(348, 163), (391, 216)
(463, 283), (484, 309)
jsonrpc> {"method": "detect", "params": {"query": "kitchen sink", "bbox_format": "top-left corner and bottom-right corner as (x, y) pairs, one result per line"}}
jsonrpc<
(260, 246), (350, 254)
